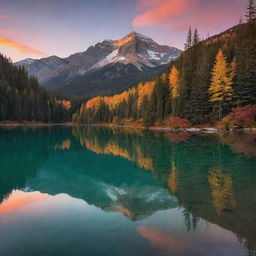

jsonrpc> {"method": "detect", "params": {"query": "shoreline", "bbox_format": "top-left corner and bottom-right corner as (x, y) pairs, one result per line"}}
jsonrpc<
(1, 122), (256, 133)
(89, 124), (256, 134)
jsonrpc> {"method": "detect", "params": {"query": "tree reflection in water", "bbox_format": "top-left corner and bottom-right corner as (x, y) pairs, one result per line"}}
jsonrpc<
(0, 126), (255, 255)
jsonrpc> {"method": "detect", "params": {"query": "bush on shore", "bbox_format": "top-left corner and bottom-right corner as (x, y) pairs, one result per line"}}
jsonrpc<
(218, 105), (256, 129)
(168, 117), (191, 128)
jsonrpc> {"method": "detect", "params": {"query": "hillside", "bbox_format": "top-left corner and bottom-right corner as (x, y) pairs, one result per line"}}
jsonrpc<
(74, 21), (256, 126)
(0, 54), (70, 122)
(16, 32), (181, 97)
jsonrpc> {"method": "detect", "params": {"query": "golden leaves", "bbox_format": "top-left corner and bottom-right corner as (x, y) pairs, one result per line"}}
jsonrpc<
(85, 81), (156, 110)
(85, 96), (102, 110)
(208, 49), (236, 103)
(168, 66), (180, 99)
(137, 81), (156, 107)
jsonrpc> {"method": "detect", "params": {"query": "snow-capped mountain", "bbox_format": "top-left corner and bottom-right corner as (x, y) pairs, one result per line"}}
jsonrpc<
(90, 32), (180, 70)
(16, 32), (181, 96)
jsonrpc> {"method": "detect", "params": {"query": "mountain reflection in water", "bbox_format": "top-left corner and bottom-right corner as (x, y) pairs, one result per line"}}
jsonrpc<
(0, 126), (255, 256)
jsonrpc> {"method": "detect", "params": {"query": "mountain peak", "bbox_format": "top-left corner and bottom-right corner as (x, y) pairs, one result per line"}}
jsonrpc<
(16, 58), (35, 65)
(114, 31), (151, 46)
(16, 32), (181, 96)
(130, 31), (151, 39)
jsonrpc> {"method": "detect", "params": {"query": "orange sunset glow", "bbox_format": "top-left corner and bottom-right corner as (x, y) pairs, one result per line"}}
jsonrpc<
(0, 37), (47, 57)
(0, 190), (49, 214)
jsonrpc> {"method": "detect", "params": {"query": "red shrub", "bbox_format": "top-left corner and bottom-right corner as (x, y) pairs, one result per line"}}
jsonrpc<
(168, 116), (191, 128)
(219, 105), (256, 129)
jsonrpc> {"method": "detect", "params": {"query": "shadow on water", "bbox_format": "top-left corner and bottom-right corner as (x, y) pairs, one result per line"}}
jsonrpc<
(0, 126), (256, 255)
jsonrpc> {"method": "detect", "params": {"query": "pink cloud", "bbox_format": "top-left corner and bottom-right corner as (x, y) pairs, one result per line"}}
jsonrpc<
(0, 36), (47, 57)
(133, 0), (195, 27)
(133, 0), (244, 30)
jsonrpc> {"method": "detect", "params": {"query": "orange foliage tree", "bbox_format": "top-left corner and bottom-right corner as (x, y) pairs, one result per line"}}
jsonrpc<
(208, 49), (236, 119)
(168, 66), (180, 115)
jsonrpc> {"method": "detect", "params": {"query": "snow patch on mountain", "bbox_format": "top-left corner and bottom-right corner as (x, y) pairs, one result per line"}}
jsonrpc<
(15, 31), (181, 94)
(147, 50), (162, 60)
(16, 58), (35, 65)
(91, 49), (129, 70)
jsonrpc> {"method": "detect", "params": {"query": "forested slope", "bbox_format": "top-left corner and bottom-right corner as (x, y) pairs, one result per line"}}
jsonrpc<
(74, 21), (256, 126)
(0, 54), (71, 122)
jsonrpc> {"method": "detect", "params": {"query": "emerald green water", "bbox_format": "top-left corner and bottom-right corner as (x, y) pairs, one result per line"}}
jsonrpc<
(0, 126), (256, 256)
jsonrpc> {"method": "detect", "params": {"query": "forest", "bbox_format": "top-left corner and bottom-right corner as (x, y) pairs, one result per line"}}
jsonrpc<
(73, 18), (256, 128)
(0, 54), (71, 123)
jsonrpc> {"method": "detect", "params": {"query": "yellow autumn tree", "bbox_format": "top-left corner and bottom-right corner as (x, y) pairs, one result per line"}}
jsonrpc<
(208, 49), (236, 119)
(169, 66), (180, 99)
(168, 66), (180, 115)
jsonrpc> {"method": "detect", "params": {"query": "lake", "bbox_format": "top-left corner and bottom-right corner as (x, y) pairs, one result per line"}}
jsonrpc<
(0, 126), (255, 256)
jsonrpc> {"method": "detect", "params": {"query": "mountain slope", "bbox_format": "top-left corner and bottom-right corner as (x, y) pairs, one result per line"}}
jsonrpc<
(16, 32), (181, 96)
(0, 54), (69, 122)
(74, 21), (256, 125)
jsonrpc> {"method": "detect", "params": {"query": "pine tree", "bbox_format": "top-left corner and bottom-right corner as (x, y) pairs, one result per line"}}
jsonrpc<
(246, 0), (256, 22)
(184, 26), (192, 50)
(239, 16), (243, 24)
(0, 54), (70, 123)
(192, 28), (200, 45)
(208, 49), (235, 119)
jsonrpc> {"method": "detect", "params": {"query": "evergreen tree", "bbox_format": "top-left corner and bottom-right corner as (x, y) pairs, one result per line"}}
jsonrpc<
(192, 28), (200, 45)
(246, 0), (256, 22)
(235, 21), (256, 106)
(239, 16), (243, 24)
(74, 21), (256, 126)
(0, 54), (71, 123)
(185, 26), (192, 50)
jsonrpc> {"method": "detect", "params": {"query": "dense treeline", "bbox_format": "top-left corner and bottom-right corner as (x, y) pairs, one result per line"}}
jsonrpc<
(74, 20), (256, 126)
(72, 79), (170, 126)
(0, 54), (71, 122)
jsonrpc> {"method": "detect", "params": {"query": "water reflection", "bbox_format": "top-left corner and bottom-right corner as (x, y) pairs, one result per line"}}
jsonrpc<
(0, 126), (256, 256)
(168, 161), (178, 194)
(208, 168), (236, 216)
(137, 226), (180, 251)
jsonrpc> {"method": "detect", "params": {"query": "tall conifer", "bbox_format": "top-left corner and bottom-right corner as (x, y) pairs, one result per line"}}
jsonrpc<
(246, 0), (256, 21)
(192, 29), (200, 45)
(185, 26), (192, 50)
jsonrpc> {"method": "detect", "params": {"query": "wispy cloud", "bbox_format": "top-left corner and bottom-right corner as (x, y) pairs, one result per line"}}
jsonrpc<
(0, 37), (47, 57)
(133, 0), (244, 30)
(133, 0), (195, 27)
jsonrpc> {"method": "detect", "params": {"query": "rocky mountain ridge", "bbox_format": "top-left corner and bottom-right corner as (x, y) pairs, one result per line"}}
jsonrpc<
(16, 32), (181, 96)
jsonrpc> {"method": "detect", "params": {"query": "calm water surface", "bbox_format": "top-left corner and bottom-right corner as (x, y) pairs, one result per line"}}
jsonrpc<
(0, 126), (256, 256)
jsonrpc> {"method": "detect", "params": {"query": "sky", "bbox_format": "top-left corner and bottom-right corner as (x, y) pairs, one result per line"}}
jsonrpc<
(0, 0), (246, 62)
